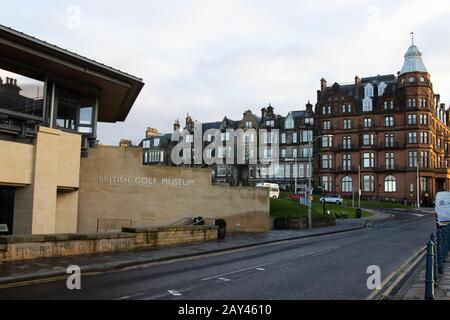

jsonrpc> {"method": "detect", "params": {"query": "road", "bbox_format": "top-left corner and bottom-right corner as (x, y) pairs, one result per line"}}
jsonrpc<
(0, 209), (435, 300)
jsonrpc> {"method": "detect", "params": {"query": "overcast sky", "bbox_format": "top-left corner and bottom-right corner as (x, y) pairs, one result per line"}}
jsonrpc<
(3, 0), (450, 145)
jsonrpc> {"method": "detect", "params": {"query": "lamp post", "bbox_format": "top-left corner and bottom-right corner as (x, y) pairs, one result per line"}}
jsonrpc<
(417, 158), (423, 208)
(307, 135), (325, 229)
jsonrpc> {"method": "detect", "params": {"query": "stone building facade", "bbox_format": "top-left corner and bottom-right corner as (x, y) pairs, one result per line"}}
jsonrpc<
(315, 42), (450, 205)
(141, 103), (315, 190)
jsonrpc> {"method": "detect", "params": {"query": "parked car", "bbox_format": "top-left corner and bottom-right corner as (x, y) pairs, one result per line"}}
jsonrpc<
(256, 183), (280, 199)
(320, 194), (343, 205)
(287, 194), (303, 201)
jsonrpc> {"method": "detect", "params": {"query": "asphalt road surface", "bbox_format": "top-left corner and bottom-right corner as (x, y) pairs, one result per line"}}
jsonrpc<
(0, 209), (435, 300)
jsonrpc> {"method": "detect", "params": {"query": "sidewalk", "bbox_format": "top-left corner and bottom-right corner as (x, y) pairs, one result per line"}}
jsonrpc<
(0, 217), (377, 286)
(400, 256), (450, 300)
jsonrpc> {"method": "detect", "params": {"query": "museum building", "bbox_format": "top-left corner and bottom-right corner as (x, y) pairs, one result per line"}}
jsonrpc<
(0, 25), (269, 236)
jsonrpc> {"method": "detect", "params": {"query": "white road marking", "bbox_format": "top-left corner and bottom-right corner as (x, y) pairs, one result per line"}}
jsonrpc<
(256, 268), (265, 271)
(218, 277), (231, 282)
(202, 263), (274, 281)
(168, 290), (182, 296)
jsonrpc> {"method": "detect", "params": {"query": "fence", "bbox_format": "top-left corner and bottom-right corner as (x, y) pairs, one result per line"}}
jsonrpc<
(424, 224), (450, 299)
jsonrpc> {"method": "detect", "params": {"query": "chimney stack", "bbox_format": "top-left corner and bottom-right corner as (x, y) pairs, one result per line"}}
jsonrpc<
(355, 75), (361, 85)
(173, 119), (180, 132)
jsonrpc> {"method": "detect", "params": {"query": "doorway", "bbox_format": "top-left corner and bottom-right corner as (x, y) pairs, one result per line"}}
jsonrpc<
(0, 187), (15, 235)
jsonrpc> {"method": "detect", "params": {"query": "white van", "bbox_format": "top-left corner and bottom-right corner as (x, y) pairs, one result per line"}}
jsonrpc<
(256, 183), (280, 199)
(435, 191), (450, 227)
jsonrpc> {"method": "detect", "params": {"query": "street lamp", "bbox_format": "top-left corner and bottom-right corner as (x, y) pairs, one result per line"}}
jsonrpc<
(417, 158), (423, 208)
(307, 135), (326, 229)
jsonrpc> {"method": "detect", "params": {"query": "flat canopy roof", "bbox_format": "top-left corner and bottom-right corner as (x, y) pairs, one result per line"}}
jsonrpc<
(0, 25), (145, 123)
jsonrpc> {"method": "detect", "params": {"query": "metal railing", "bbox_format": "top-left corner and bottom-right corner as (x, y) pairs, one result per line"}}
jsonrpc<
(425, 224), (450, 299)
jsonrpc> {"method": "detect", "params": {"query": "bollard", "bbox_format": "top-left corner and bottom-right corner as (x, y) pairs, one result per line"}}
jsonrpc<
(425, 240), (435, 300)
(431, 233), (440, 283)
(437, 229), (444, 274)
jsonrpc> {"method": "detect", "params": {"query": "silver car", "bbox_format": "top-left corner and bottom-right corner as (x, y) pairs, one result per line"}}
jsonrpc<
(320, 194), (343, 205)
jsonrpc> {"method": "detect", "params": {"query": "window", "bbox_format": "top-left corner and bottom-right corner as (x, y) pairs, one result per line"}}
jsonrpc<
(362, 152), (375, 168)
(419, 132), (429, 144)
(0, 67), (45, 118)
(343, 119), (352, 129)
(292, 148), (298, 158)
(305, 117), (314, 125)
(153, 138), (160, 147)
(292, 132), (297, 144)
(385, 116), (394, 127)
(322, 106), (331, 115)
(363, 118), (373, 128)
(363, 98), (373, 112)
(285, 117), (294, 129)
(342, 136), (352, 150)
(342, 103), (351, 113)
(421, 151), (429, 168)
(408, 99), (417, 108)
(322, 155), (333, 169)
(362, 134), (375, 146)
(217, 166), (227, 177)
(408, 151), (418, 168)
(322, 176), (333, 192)
(420, 98), (428, 108)
(281, 133), (286, 144)
(385, 133), (394, 147)
(363, 175), (375, 192)
(143, 140), (150, 149)
(384, 100), (394, 110)
(408, 132), (417, 144)
(408, 114), (417, 125)
(342, 176), (353, 193)
(365, 84), (374, 97)
(245, 121), (252, 128)
(302, 147), (312, 158)
(419, 114), (428, 125)
(378, 82), (387, 96)
(342, 154), (352, 170)
(78, 106), (94, 133)
(384, 175), (397, 192)
(385, 152), (395, 170)
(265, 120), (275, 127)
(281, 149), (286, 158)
(301, 130), (313, 143)
(323, 120), (331, 131)
(322, 135), (333, 148)
(421, 177), (429, 192)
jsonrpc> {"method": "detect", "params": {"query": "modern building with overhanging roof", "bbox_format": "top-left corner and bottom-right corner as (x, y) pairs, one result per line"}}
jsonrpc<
(0, 25), (144, 235)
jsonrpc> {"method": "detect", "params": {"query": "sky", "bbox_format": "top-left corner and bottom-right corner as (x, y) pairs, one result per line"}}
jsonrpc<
(2, 0), (450, 145)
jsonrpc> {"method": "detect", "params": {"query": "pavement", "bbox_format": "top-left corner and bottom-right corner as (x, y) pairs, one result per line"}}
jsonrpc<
(0, 208), (436, 300)
(397, 254), (450, 300)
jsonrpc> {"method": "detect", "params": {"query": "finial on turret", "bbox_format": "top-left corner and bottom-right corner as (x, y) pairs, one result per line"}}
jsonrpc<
(410, 31), (415, 45)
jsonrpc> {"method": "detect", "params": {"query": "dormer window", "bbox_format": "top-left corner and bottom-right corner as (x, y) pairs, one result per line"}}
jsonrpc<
(153, 138), (160, 147)
(285, 116), (294, 129)
(364, 83), (374, 98)
(378, 82), (387, 96)
(305, 117), (314, 125)
(265, 120), (275, 127)
(245, 121), (252, 128)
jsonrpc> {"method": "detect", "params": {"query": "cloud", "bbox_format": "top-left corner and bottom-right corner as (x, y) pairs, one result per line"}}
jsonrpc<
(2, 0), (450, 145)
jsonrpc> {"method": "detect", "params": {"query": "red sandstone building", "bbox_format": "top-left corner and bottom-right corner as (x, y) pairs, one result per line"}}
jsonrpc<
(315, 41), (450, 206)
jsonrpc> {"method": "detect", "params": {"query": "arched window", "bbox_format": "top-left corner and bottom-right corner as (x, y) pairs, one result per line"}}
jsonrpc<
(342, 176), (353, 193)
(384, 175), (396, 192)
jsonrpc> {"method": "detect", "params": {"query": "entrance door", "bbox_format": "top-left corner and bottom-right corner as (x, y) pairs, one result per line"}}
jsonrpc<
(0, 188), (14, 235)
